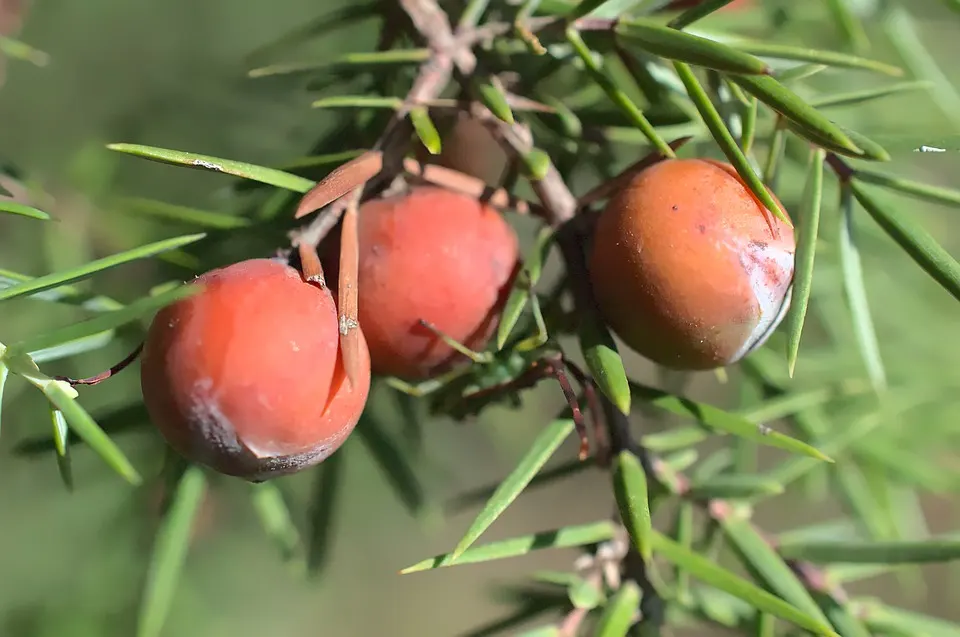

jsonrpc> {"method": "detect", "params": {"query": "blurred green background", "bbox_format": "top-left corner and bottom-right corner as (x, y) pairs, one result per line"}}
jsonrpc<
(0, 0), (959, 635)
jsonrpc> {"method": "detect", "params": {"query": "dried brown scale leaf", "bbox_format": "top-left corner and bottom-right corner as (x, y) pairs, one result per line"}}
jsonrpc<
(401, 157), (542, 215)
(294, 151), (384, 219)
(297, 242), (326, 285)
(338, 193), (362, 390)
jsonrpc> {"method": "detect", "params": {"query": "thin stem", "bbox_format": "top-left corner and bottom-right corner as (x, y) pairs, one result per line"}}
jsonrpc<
(54, 342), (144, 387)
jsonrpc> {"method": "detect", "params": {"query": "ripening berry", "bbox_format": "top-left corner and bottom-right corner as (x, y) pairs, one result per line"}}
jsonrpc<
(323, 186), (519, 379)
(140, 258), (371, 481)
(588, 158), (795, 370)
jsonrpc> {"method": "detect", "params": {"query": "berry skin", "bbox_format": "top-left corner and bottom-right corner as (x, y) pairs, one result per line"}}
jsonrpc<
(140, 258), (370, 481)
(325, 186), (519, 379)
(588, 158), (795, 371)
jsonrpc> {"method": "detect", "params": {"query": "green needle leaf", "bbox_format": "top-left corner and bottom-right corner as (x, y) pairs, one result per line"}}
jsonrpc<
(729, 74), (861, 155)
(497, 227), (555, 350)
(27, 331), (115, 364)
(852, 182), (960, 302)
(5, 352), (141, 484)
(247, 48), (430, 77)
(107, 143), (315, 193)
(448, 418), (575, 562)
(785, 147), (825, 377)
(243, 3), (380, 64)
(137, 465), (207, 637)
(116, 197), (253, 229)
(311, 95), (403, 110)
(940, 0), (960, 13)
(828, 562), (899, 584)
(409, 106), (442, 155)
(250, 482), (306, 571)
(738, 387), (845, 424)
(566, 28), (674, 157)
(821, 0), (869, 52)
(688, 474), (785, 499)
(717, 512), (834, 629)
(651, 531), (839, 636)
(459, 0), (492, 27)
(0, 200), (51, 220)
(594, 580), (640, 637)
(729, 41), (903, 76)
(809, 81), (932, 109)
(521, 148), (552, 181)
(356, 412), (440, 529)
(673, 61), (791, 225)
(629, 381), (832, 461)
(568, 576), (605, 610)
(616, 18), (771, 75)
(0, 268), (122, 311)
(306, 448), (344, 575)
(669, 0), (744, 29)
(13, 402), (147, 456)
(853, 167), (960, 209)
(517, 627), (561, 637)
(400, 520), (617, 574)
(0, 359), (8, 438)
(50, 407), (73, 491)
(565, 0), (612, 20)
(780, 538), (960, 564)
(884, 6), (960, 133)
(0, 35), (50, 66)
(777, 63), (828, 84)
(837, 184), (886, 393)
(0, 234), (205, 302)
(782, 118), (889, 161)
(475, 81), (515, 124)
(642, 426), (709, 451)
(579, 315), (631, 415)
(445, 459), (591, 514)
(40, 377), (142, 485)
(612, 451), (653, 563)
(7, 283), (197, 357)
(854, 599), (960, 636)
(819, 600), (872, 637)
(837, 127), (890, 162)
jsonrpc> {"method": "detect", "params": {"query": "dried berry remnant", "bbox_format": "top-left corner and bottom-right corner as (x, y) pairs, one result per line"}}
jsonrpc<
(140, 258), (371, 481)
(588, 158), (796, 370)
(323, 185), (520, 379)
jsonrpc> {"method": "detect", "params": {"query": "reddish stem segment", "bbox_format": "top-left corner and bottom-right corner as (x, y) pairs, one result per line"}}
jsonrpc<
(54, 342), (144, 387)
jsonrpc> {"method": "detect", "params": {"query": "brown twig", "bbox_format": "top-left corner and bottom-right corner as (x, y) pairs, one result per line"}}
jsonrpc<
(398, 4), (856, 630)
(825, 152), (856, 183)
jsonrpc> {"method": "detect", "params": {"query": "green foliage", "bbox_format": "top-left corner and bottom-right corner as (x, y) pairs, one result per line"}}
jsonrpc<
(2, 0), (960, 636)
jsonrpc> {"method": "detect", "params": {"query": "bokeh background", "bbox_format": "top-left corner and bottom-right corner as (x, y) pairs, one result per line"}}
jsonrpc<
(0, 0), (958, 635)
